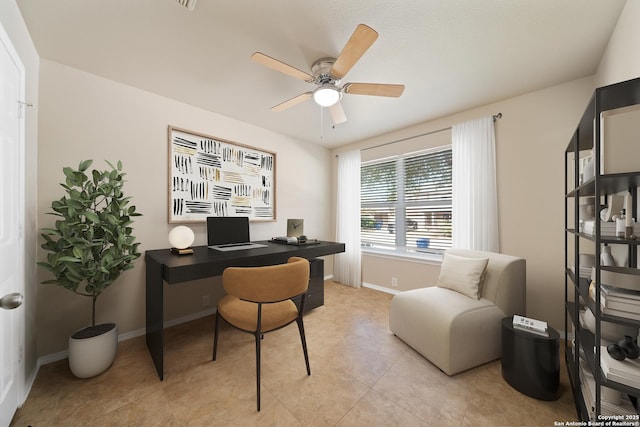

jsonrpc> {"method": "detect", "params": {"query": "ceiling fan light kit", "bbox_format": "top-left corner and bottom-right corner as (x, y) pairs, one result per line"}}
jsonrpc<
(313, 85), (341, 107)
(251, 24), (405, 125)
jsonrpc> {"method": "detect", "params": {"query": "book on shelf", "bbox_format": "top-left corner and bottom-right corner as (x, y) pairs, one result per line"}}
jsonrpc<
(579, 359), (637, 417)
(600, 307), (640, 320)
(590, 285), (640, 315)
(579, 375), (595, 419)
(602, 298), (640, 314)
(582, 220), (640, 236)
(512, 315), (548, 336)
(601, 284), (640, 302)
(570, 264), (592, 279)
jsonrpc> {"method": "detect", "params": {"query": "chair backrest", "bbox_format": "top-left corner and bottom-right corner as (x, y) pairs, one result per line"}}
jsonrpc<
(222, 257), (310, 303)
(445, 248), (526, 316)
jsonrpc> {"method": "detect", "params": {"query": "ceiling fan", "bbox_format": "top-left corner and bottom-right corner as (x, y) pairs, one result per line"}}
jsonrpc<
(251, 24), (405, 125)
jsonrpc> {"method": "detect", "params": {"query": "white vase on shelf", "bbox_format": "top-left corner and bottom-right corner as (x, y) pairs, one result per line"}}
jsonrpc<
(601, 244), (615, 267)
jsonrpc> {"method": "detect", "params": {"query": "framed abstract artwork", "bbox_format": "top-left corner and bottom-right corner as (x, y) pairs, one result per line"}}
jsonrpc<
(168, 126), (276, 223)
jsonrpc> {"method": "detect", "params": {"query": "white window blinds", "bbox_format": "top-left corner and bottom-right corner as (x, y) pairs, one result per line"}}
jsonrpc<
(361, 147), (452, 252)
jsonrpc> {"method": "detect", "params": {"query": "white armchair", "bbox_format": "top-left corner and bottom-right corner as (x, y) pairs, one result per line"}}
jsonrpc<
(389, 249), (526, 375)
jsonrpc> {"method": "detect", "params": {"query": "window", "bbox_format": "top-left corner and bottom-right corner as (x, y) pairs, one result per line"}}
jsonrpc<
(361, 146), (452, 254)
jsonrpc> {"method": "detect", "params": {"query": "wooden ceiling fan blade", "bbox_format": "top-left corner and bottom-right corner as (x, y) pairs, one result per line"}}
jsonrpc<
(270, 92), (313, 112)
(343, 83), (405, 97)
(328, 102), (347, 125)
(330, 24), (378, 79)
(251, 52), (315, 82)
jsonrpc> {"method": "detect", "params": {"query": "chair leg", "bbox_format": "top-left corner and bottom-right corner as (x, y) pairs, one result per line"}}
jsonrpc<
(296, 317), (311, 376)
(254, 331), (261, 412)
(213, 311), (220, 361)
(255, 304), (262, 412)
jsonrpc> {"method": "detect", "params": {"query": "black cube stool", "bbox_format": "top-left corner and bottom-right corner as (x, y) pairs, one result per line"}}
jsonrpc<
(501, 316), (560, 401)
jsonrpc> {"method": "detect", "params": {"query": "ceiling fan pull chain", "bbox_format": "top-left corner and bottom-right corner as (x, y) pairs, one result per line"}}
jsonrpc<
(319, 106), (324, 142)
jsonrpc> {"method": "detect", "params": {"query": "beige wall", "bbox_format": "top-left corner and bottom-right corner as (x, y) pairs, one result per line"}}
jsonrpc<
(333, 76), (596, 330)
(36, 60), (333, 356)
(595, 0), (640, 87)
(1, 0), (40, 398)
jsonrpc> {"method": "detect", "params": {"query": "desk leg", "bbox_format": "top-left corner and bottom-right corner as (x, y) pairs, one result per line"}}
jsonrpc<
(146, 257), (164, 380)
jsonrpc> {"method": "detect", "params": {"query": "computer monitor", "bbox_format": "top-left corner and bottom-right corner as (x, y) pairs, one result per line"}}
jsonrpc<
(206, 216), (267, 251)
(207, 216), (250, 246)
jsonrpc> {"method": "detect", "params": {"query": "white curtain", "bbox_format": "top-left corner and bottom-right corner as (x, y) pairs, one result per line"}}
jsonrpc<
(334, 150), (362, 288)
(451, 117), (499, 252)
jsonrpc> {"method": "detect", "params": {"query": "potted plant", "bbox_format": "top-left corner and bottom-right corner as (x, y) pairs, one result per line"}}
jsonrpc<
(38, 160), (142, 378)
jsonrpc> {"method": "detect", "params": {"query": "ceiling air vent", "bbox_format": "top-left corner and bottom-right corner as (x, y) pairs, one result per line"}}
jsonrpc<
(175, 0), (197, 11)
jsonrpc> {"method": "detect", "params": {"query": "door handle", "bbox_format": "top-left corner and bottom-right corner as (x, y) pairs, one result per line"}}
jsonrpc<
(0, 292), (23, 310)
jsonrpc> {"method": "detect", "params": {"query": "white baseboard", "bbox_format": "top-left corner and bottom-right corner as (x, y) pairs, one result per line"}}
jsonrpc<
(362, 282), (401, 295)
(163, 307), (217, 328)
(23, 308), (218, 406)
(34, 275), (332, 371)
(36, 307), (218, 368)
(38, 349), (68, 366)
(37, 272), (332, 369)
(21, 362), (40, 407)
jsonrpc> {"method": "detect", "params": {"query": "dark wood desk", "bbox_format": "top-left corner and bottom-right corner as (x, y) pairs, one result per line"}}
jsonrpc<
(145, 240), (345, 380)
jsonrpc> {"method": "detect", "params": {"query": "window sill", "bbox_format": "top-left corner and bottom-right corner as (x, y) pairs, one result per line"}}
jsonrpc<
(361, 247), (443, 265)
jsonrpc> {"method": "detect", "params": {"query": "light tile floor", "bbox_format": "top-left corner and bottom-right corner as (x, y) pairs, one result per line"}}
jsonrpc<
(11, 281), (578, 426)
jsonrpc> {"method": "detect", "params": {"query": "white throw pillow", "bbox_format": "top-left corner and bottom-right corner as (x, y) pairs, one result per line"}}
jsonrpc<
(437, 253), (489, 299)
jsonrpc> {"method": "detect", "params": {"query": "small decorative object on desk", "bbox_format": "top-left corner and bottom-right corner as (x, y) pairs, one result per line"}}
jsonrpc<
(271, 235), (319, 246)
(287, 219), (304, 237)
(512, 314), (549, 337)
(169, 225), (195, 255)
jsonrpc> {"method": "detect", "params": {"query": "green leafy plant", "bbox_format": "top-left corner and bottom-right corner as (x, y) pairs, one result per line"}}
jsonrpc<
(38, 160), (142, 326)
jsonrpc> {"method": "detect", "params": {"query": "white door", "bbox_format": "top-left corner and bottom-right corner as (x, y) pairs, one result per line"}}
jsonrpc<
(0, 21), (25, 427)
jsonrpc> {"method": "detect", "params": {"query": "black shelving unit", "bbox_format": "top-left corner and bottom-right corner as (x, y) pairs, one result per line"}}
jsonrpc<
(564, 77), (640, 420)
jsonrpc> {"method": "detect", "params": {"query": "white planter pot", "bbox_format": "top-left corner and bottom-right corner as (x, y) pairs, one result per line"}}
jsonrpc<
(68, 323), (118, 378)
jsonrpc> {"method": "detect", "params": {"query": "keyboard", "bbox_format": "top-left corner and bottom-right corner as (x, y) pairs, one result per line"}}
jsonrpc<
(218, 243), (251, 248)
(208, 242), (268, 251)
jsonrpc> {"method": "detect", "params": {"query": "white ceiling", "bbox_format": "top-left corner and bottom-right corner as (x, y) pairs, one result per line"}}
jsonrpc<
(17, 0), (626, 148)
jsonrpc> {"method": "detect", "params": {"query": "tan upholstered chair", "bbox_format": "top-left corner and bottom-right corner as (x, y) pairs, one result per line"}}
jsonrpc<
(389, 249), (526, 375)
(213, 256), (311, 411)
